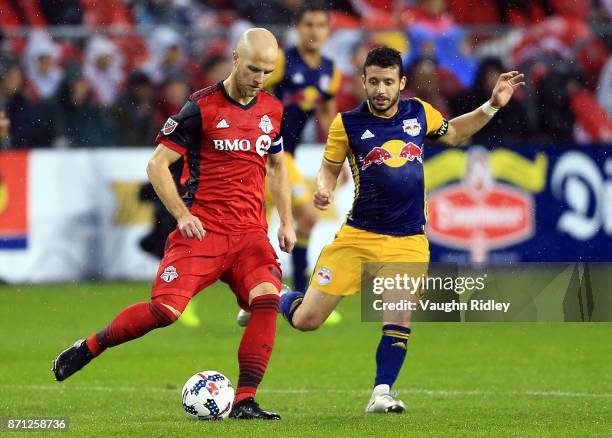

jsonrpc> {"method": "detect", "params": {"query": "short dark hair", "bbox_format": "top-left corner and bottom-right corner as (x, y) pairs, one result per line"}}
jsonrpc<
(294, 0), (329, 24)
(363, 47), (404, 78)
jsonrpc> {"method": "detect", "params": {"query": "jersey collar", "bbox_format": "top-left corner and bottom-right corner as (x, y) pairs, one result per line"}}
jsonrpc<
(365, 100), (399, 119)
(218, 81), (258, 110)
(295, 46), (322, 70)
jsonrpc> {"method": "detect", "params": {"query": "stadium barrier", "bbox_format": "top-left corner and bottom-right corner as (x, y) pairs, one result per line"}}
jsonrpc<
(0, 144), (610, 283)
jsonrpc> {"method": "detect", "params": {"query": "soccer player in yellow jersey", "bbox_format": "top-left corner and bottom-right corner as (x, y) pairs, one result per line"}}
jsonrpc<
(279, 47), (524, 413)
(264, 1), (340, 292)
(236, 1), (343, 327)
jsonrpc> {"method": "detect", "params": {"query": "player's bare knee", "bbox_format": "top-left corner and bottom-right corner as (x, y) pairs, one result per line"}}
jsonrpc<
(248, 282), (280, 304)
(161, 303), (182, 319)
(151, 295), (188, 326)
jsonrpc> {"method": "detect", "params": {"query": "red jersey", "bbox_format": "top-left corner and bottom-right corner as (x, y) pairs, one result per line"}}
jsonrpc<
(156, 82), (284, 234)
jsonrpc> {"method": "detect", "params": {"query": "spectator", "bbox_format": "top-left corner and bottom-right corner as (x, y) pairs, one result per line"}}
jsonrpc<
(348, 0), (400, 27)
(233, 0), (301, 24)
(39, 0), (83, 25)
(53, 63), (116, 148)
(533, 61), (581, 143)
(0, 59), (36, 148)
(132, 0), (207, 28)
(141, 26), (187, 86)
(510, 6), (608, 89)
(402, 0), (478, 88)
(155, 74), (190, 125)
(596, 55), (612, 117)
(84, 36), (125, 107)
(495, 0), (552, 24)
(0, 28), (8, 58)
(403, 58), (451, 117)
(566, 69), (612, 143)
(114, 70), (158, 146)
(335, 39), (371, 112)
(196, 54), (232, 88)
(23, 30), (64, 100)
(450, 57), (531, 146)
(447, 0), (499, 23)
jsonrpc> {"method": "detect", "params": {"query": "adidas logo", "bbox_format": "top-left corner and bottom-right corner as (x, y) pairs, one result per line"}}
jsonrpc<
(361, 129), (374, 139)
(216, 119), (229, 129)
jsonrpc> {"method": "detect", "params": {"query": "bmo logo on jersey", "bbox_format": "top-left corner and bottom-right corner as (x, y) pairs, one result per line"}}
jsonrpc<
(213, 134), (272, 157)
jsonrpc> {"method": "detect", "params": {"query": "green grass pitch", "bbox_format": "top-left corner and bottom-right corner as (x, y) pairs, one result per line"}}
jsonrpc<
(0, 282), (611, 437)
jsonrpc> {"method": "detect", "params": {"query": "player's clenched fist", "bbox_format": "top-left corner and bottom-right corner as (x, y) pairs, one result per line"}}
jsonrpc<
(177, 213), (206, 241)
(313, 188), (334, 210)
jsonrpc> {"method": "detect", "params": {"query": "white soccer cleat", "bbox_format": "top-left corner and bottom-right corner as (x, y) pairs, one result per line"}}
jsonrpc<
(236, 308), (251, 327)
(365, 384), (406, 414)
(236, 284), (292, 327)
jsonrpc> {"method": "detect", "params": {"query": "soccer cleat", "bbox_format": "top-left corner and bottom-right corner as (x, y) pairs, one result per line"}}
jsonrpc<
(52, 339), (93, 381)
(365, 385), (406, 414)
(236, 284), (292, 327)
(236, 308), (251, 327)
(229, 397), (281, 420)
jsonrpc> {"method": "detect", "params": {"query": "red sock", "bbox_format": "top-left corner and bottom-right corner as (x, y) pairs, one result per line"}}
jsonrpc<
(85, 298), (183, 357)
(234, 294), (280, 404)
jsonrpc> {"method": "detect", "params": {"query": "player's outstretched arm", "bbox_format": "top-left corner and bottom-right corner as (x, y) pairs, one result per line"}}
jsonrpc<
(439, 71), (525, 147)
(267, 151), (296, 253)
(147, 144), (205, 240)
(313, 160), (343, 211)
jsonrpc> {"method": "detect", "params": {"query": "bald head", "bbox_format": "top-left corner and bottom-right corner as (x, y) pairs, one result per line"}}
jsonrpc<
(236, 28), (278, 61)
(228, 28), (279, 101)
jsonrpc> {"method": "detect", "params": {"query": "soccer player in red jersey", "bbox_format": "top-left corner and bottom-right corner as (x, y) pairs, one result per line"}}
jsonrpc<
(52, 28), (296, 420)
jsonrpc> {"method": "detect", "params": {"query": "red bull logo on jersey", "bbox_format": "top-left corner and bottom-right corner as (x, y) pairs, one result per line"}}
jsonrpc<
(316, 266), (333, 286)
(286, 86), (324, 112)
(402, 118), (421, 137)
(361, 140), (423, 171)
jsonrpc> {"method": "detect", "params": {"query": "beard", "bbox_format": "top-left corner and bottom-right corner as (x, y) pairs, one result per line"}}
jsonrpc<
(368, 89), (400, 113)
(302, 41), (320, 53)
(238, 82), (260, 98)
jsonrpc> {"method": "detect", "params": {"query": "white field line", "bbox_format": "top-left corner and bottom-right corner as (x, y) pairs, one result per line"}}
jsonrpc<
(2, 384), (612, 398)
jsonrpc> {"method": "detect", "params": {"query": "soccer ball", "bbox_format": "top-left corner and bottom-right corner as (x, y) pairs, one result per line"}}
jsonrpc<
(181, 371), (235, 420)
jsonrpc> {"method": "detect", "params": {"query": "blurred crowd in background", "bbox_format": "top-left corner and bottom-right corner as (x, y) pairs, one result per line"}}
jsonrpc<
(0, 0), (611, 149)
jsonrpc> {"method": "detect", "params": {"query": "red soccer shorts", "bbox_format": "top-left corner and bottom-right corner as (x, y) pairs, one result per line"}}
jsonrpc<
(151, 228), (282, 310)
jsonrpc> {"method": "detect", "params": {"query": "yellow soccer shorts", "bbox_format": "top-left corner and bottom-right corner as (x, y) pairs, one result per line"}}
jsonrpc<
(265, 152), (311, 215)
(310, 224), (430, 296)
